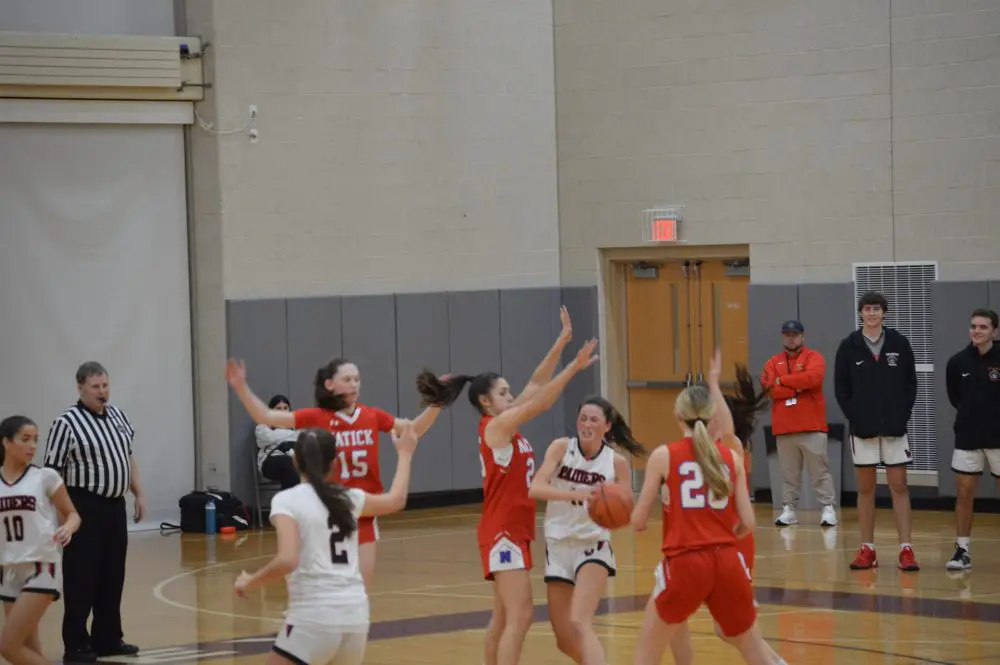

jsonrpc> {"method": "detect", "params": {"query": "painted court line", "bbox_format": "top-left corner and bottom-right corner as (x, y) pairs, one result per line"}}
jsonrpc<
(121, 585), (1000, 665)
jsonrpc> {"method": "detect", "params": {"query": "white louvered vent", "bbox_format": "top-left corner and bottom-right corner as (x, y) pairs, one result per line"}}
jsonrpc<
(853, 262), (938, 475)
(0, 32), (203, 101)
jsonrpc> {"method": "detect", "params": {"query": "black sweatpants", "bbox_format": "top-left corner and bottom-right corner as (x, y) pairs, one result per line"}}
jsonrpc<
(261, 453), (300, 489)
(62, 487), (127, 653)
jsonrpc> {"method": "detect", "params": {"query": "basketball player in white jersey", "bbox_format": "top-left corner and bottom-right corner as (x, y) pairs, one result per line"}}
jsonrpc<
(0, 415), (81, 665)
(529, 397), (645, 665)
(234, 422), (418, 665)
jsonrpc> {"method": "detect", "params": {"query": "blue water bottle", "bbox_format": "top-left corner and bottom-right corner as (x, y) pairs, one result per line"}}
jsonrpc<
(205, 499), (217, 534)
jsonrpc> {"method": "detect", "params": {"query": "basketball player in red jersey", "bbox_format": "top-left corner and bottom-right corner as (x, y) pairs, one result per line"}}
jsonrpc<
(416, 307), (599, 665)
(225, 357), (444, 588)
(665, 357), (787, 665)
(630, 350), (771, 665)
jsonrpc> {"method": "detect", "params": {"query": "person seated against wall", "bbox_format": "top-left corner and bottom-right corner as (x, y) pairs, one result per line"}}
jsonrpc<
(255, 394), (300, 489)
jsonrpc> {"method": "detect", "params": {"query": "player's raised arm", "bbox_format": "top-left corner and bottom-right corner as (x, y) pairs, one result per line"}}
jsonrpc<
(360, 421), (417, 517)
(226, 359), (297, 429)
(486, 339), (599, 449)
(632, 445), (670, 532)
(511, 306), (574, 407)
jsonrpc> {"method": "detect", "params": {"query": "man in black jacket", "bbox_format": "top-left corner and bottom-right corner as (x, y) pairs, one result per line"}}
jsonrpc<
(834, 291), (919, 572)
(944, 308), (1000, 571)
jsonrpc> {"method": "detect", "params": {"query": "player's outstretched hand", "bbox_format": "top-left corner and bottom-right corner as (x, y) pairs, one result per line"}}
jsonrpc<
(572, 339), (600, 371)
(225, 359), (247, 389)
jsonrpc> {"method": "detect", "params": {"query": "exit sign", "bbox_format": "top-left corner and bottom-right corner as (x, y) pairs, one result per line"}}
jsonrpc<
(641, 209), (683, 243)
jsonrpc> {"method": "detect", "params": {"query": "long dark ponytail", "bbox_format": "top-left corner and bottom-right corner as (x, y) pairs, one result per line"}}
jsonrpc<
(416, 371), (500, 413)
(579, 396), (646, 458)
(293, 428), (356, 537)
(724, 365), (769, 450)
(313, 359), (351, 412)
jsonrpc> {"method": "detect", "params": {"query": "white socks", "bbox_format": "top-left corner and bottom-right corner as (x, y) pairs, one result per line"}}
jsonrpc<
(958, 537), (970, 550)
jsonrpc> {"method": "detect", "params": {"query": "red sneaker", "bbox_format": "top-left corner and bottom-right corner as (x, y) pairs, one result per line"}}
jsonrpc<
(850, 544), (878, 570)
(899, 545), (920, 571)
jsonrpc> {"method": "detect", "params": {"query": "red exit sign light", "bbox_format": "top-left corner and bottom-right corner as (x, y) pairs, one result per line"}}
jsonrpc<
(642, 211), (682, 242)
(650, 217), (678, 241)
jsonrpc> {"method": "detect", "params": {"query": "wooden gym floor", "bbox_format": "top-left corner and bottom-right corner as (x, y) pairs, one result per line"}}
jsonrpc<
(29, 504), (1000, 664)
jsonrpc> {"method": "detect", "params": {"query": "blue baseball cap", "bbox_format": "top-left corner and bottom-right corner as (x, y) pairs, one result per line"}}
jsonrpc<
(781, 320), (805, 334)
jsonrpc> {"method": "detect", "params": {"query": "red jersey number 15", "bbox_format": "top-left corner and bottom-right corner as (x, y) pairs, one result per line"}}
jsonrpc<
(337, 449), (369, 480)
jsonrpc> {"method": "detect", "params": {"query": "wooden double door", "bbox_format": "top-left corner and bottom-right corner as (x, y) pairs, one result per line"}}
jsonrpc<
(625, 259), (750, 469)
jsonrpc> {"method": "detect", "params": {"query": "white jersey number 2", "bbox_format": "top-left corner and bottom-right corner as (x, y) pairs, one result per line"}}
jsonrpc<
(678, 461), (729, 510)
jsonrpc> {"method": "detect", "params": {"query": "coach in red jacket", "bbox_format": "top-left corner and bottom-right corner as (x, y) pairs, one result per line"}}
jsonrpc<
(760, 320), (837, 528)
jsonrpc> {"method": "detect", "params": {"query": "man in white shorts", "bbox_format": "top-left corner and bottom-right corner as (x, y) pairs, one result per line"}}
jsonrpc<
(944, 308), (1000, 571)
(834, 291), (919, 572)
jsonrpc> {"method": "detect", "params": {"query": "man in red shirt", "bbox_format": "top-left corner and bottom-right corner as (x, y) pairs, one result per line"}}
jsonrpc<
(760, 320), (837, 528)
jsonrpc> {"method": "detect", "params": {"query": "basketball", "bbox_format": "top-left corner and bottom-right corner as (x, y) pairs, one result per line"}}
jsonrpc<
(588, 483), (634, 530)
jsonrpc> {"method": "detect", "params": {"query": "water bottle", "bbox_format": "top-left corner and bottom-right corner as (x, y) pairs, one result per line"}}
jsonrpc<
(205, 499), (217, 534)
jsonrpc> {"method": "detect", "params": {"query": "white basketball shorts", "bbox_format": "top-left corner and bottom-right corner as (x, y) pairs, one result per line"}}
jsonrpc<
(0, 562), (62, 602)
(544, 539), (616, 584)
(851, 434), (911, 467)
(952, 449), (1000, 477)
(273, 624), (368, 665)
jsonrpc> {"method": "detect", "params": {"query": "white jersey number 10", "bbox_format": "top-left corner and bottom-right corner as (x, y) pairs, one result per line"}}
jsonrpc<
(2, 516), (24, 542)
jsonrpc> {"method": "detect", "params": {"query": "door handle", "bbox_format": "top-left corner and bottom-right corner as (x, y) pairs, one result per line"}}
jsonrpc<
(627, 380), (737, 390)
(627, 380), (688, 389)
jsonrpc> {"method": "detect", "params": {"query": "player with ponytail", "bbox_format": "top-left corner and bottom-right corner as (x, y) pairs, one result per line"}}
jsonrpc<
(630, 350), (770, 665)
(529, 395), (644, 665)
(226, 355), (445, 588)
(663, 359), (787, 664)
(416, 306), (600, 665)
(234, 423), (418, 665)
(295, 429), (357, 538)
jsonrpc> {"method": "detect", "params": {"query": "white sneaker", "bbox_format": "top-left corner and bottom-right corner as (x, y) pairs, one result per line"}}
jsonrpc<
(820, 505), (838, 527)
(774, 504), (798, 526)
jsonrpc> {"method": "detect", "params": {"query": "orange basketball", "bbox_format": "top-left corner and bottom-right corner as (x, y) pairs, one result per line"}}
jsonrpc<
(587, 483), (634, 530)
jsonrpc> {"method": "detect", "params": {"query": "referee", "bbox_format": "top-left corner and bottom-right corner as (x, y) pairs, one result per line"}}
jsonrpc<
(43, 361), (145, 663)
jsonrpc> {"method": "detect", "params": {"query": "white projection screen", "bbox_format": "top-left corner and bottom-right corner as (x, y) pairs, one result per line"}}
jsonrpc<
(0, 122), (194, 529)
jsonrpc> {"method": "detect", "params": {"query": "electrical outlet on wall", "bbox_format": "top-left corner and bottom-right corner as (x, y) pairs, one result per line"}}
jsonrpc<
(207, 463), (218, 474)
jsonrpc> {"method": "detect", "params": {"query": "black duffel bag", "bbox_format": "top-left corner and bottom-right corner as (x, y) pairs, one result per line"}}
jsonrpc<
(167, 489), (251, 533)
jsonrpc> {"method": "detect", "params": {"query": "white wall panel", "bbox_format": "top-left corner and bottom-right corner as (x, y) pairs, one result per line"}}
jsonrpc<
(0, 123), (193, 529)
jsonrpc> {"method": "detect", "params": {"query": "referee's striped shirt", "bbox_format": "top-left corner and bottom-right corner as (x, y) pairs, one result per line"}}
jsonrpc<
(43, 401), (135, 499)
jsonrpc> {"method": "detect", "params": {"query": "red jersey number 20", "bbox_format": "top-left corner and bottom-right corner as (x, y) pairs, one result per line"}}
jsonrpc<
(678, 460), (729, 510)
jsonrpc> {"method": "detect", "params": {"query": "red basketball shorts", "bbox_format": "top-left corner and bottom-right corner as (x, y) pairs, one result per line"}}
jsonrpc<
(735, 533), (756, 578)
(653, 546), (756, 637)
(358, 517), (379, 545)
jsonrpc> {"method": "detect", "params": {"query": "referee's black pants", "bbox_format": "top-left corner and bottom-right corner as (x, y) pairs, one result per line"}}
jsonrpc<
(62, 487), (128, 653)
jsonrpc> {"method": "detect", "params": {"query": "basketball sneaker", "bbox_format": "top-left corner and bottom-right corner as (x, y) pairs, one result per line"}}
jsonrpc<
(820, 505), (838, 527)
(774, 504), (798, 526)
(850, 544), (878, 570)
(898, 545), (920, 571)
(945, 544), (971, 571)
